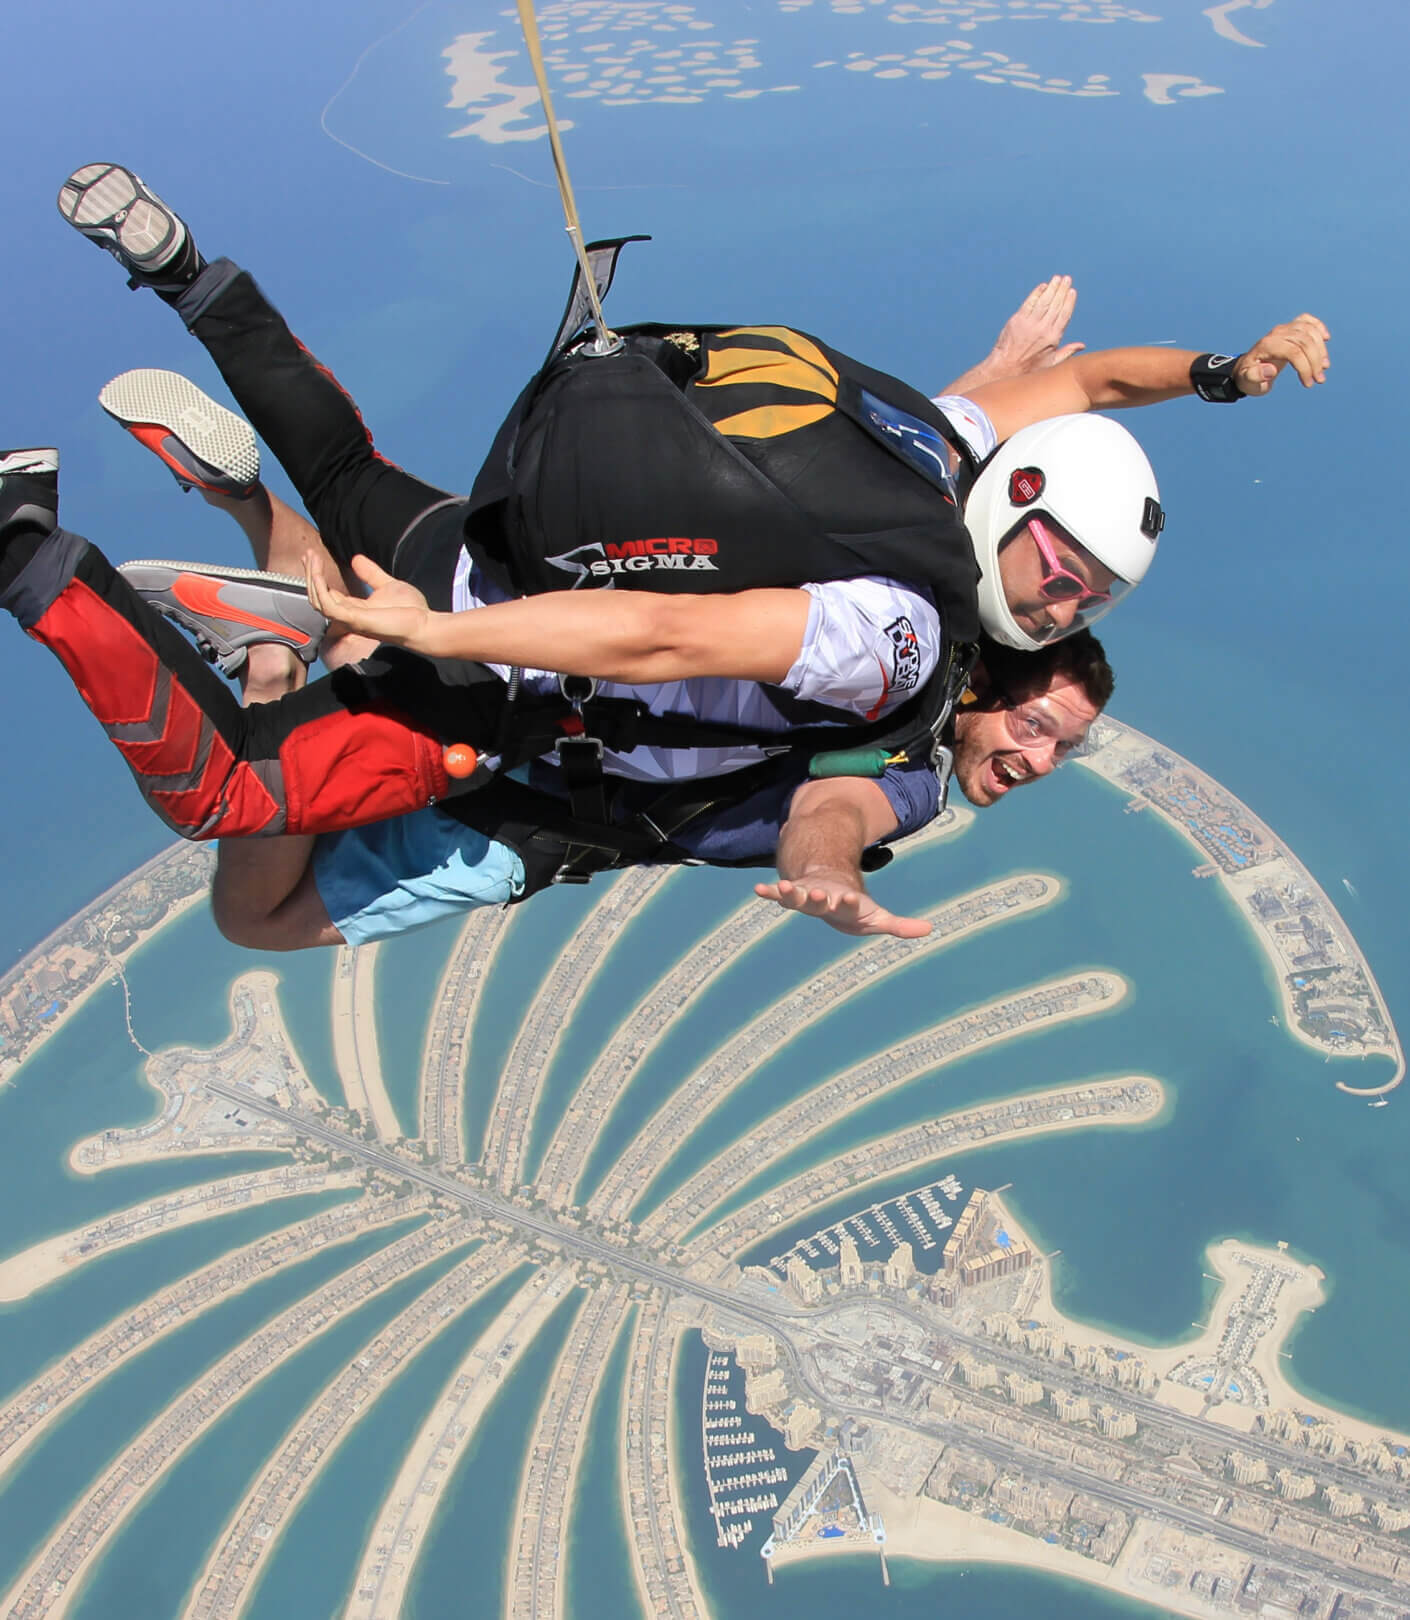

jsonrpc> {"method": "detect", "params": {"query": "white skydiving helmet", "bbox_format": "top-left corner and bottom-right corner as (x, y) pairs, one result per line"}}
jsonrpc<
(965, 413), (1164, 651)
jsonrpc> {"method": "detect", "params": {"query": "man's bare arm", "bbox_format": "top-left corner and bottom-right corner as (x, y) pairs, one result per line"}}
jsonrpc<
(755, 777), (931, 939)
(307, 555), (813, 684)
(966, 313), (1330, 443)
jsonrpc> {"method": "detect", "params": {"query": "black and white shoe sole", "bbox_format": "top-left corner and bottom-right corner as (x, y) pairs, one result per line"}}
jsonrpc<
(57, 163), (186, 276)
(100, 371), (260, 497)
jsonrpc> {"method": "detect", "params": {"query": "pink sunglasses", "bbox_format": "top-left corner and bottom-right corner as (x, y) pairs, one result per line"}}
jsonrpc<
(1027, 516), (1112, 611)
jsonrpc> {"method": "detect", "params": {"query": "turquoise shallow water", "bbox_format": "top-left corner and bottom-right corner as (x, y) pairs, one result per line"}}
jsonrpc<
(565, 1306), (646, 1620)
(459, 881), (599, 1163)
(0, 1214), (430, 1596)
(245, 1260), (536, 1620)
(406, 1285), (585, 1620)
(369, 913), (464, 1139)
(67, 1239), (476, 1620)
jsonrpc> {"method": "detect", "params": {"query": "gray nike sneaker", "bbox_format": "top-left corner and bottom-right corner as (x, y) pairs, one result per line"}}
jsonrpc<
(118, 561), (327, 677)
(57, 163), (204, 292)
(100, 371), (260, 499)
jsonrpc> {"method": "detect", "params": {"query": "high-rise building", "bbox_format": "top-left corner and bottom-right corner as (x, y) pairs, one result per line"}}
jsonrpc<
(1051, 1390), (1091, 1425)
(1095, 1405), (1137, 1440)
(785, 1403), (821, 1449)
(1228, 1452), (1270, 1486)
(786, 1255), (822, 1304)
(1275, 1469), (1316, 1501)
(1322, 1485), (1364, 1519)
(885, 1241), (915, 1290)
(839, 1235), (865, 1290)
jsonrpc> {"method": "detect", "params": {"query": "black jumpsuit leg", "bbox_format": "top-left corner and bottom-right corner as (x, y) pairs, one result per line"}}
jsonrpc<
(170, 259), (461, 577)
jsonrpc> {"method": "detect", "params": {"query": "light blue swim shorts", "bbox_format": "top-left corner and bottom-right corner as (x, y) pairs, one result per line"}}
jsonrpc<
(313, 806), (526, 946)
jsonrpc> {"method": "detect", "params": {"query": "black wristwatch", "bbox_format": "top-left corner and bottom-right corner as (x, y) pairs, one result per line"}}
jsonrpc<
(1191, 353), (1246, 403)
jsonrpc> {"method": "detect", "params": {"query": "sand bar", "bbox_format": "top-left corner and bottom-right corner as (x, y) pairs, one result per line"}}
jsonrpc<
(1078, 717), (1403, 1093)
(182, 1238), (519, 1620)
(344, 1260), (571, 1620)
(482, 866), (674, 1191)
(661, 960), (1123, 1246)
(545, 806), (975, 1212)
(507, 1283), (633, 1620)
(596, 872), (1064, 1227)
(1, 1215), (474, 1620)
(0, 1164), (361, 1300)
(0, 1192), (423, 1483)
(417, 904), (516, 1161)
(332, 943), (402, 1139)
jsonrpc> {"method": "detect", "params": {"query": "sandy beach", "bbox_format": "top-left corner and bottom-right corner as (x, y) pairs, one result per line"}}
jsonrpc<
(505, 1283), (634, 1620)
(0, 1217), (472, 1620)
(332, 943), (403, 1140)
(0, 1165), (362, 1301)
(1, 863), (212, 1087)
(701, 1070), (1158, 1267)
(1076, 719), (1403, 1094)
(0, 1194), (420, 1484)
(620, 1299), (712, 1620)
(180, 1237), (516, 1620)
(416, 905), (516, 1156)
(600, 873), (1067, 1227)
(670, 965), (1128, 1250)
(343, 1259), (567, 1620)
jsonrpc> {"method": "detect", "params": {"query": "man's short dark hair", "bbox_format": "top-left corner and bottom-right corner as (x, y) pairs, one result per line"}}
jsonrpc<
(975, 629), (1115, 713)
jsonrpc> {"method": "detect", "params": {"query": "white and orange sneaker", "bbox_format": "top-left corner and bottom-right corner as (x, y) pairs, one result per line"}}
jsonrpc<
(100, 370), (260, 499)
(117, 561), (328, 677)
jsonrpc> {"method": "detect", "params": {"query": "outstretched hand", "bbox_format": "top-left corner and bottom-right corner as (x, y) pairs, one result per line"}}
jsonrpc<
(1234, 314), (1330, 395)
(754, 873), (932, 939)
(992, 276), (1085, 373)
(305, 553), (436, 650)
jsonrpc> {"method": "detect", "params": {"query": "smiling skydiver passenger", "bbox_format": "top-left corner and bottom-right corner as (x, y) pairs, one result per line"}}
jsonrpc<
(0, 165), (1329, 914)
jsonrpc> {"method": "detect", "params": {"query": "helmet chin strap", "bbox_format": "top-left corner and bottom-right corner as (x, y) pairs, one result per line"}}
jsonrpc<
(515, 0), (620, 356)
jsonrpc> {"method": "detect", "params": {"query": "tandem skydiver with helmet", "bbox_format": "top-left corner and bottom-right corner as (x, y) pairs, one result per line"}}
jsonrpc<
(0, 164), (1329, 914)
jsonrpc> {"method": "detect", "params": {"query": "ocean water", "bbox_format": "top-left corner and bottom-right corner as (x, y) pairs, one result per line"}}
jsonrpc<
(67, 1240), (477, 1620)
(0, 1214), (430, 1597)
(565, 1306), (646, 1620)
(406, 1285), (586, 1620)
(245, 1260), (538, 1620)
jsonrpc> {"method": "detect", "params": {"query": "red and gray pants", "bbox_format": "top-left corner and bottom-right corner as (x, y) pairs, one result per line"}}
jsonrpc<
(0, 262), (499, 839)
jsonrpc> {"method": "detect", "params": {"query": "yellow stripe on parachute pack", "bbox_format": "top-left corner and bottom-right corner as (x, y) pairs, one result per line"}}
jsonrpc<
(696, 328), (841, 440)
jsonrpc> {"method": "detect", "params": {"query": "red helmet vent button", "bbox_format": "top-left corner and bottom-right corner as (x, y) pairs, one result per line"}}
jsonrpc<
(1009, 467), (1045, 506)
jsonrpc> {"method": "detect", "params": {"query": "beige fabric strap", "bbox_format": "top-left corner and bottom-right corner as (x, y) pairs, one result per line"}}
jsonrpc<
(515, 0), (617, 350)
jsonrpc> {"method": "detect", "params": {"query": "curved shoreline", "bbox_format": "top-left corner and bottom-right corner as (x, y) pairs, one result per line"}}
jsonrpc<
(1076, 717), (1403, 1094)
